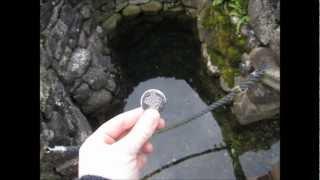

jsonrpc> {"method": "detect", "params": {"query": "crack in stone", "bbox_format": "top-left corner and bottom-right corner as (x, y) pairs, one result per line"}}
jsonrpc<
(142, 146), (227, 180)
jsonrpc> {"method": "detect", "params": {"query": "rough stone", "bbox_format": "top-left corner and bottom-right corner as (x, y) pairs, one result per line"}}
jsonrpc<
(40, 66), (92, 145)
(72, 83), (91, 104)
(82, 67), (110, 90)
(122, 4), (141, 17)
(248, 47), (278, 70)
(47, 20), (68, 60)
(182, 0), (206, 9)
(60, 4), (75, 27)
(65, 48), (91, 81)
(140, 1), (162, 14)
(40, 1), (54, 31)
(78, 30), (88, 48)
(201, 43), (219, 75)
(82, 89), (113, 114)
(80, 5), (91, 19)
(150, 150), (236, 179)
(269, 27), (280, 63)
(129, 0), (149, 4)
(220, 75), (233, 92)
(240, 141), (280, 179)
(248, 47), (280, 91)
(102, 13), (122, 32)
(123, 77), (225, 177)
(232, 83), (280, 125)
(92, 0), (108, 9)
(262, 67), (280, 92)
(82, 19), (93, 35)
(248, 0), (279, 45)
(116, 0), (129, 11)
(40, 43), (52, 69)
(240, 24), (261, 49)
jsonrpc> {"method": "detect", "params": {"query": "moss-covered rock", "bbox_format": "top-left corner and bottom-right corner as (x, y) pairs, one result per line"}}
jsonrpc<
(199, 5), (248, 88)
(122, 4), (141, 17)
(140, 1), (162, 14)
(102, 13), (122, 32)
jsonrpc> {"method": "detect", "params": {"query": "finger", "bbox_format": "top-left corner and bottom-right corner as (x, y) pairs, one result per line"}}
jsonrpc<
(157, 118), (166, 129)
(92, 108), (144, 142)
(115, 109), (160, 155)
(137, 153), (147, 170)
(141, 142), (153, 154)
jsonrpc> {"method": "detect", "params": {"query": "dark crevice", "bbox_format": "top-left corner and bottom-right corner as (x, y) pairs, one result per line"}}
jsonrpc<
(142, 146), (227, 180)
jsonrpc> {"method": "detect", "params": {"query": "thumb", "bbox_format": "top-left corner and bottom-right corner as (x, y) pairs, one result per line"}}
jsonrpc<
(115, 109), (160, 155)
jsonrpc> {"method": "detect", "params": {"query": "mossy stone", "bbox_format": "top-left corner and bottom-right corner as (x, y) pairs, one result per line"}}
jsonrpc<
(122, 4), (141, 17)
(102, 13), (122, 32)
(140, 1), (162, 14)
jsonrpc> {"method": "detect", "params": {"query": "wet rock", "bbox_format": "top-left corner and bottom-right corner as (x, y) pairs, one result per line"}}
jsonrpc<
(82, 89), (113, 114)
(140, 1), (162, 14)
(122, 4), (141, 17)
(82, 67), (110, 90)
(239, 141), (280, 179)
(182, 0), (206, 9)
(72, 83), (91, 104)
(123, 77), (225, 177)
(248, 0), (279, 45)
(150, 150), (236, 179)
(129, 0), (149, 5)
(65, 48), (91, 82)
(232, 83), (279, 125)
(102, 13), (122, 33)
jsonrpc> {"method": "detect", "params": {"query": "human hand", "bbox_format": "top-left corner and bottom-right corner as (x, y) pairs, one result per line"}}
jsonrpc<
(78, 108), (165, 180)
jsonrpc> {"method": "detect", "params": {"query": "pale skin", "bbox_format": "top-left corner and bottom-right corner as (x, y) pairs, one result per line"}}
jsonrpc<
(79, 108), (166, 180)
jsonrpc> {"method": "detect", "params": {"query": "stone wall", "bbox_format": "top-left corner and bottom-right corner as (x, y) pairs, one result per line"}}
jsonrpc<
(40, 0), (280, 178)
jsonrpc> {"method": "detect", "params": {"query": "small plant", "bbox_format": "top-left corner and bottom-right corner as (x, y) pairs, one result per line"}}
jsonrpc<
(212, 0), (249, 34)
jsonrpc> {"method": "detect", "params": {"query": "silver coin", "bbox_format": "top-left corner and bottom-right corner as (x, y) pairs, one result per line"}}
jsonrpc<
(140, 89), (167, 112)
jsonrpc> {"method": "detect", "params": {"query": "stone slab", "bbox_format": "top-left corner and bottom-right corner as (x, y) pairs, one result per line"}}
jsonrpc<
(149, 150), (236, 179)
(239, 141), (280, 178)
(123, 77), (225, 177)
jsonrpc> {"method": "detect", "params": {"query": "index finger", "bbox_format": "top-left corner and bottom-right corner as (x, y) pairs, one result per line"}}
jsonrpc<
(91, 107), (144, 142)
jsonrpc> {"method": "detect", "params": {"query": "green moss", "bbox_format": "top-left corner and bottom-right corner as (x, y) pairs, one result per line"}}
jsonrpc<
(201, 5), (248, 88)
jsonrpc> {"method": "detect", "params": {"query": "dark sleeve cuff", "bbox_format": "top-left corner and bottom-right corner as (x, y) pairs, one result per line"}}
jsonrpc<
(79, 175), (110, 180)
